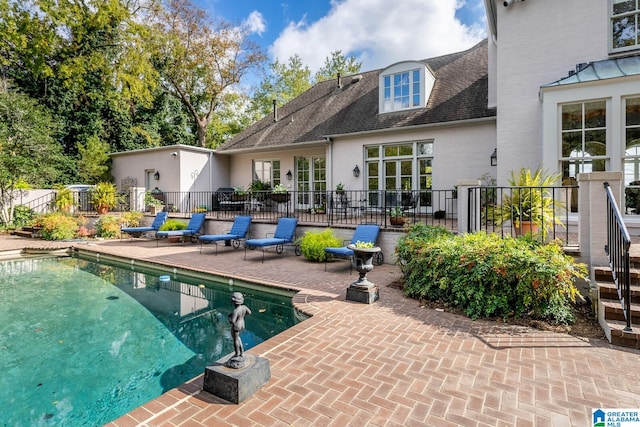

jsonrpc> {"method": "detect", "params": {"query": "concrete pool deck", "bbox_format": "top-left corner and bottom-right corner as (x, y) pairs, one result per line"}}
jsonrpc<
(1, 234), (640, 426)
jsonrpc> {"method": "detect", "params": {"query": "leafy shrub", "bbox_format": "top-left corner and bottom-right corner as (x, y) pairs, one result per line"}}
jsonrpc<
(96, 215), (121, 239)
(38, 212), (79, 240)
(13, 205), (34, 228)
(120, 211), (143, 228)
(300, 228), (341, 262)
(397, 225), (587, 324)
(159, 218), (187, 231)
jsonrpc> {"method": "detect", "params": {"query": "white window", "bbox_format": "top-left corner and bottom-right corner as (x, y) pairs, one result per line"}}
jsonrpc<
(252, 160), (280, 186)
(560, 101), (607, 179)
(611, 0), (640, 53)
(365, 140), (433, 207)
(623, 97), (640, 213)
(378, 62), (434, 113)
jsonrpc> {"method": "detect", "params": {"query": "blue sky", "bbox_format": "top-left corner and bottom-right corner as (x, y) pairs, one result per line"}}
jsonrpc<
(196, 0), (487, 75)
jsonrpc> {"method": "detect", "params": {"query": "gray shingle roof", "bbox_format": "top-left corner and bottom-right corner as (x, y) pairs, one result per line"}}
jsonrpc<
(218, 40), (494, 152)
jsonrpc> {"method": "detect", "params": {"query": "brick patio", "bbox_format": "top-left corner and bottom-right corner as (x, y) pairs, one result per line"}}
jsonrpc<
(1, 234), (639, 426)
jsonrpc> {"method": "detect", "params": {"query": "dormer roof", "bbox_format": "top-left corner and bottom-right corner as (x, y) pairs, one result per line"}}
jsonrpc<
(217, 39), (494, 153)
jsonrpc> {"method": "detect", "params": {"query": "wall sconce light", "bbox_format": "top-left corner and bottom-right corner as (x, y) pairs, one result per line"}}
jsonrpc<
(353, 165), (360, 178)
(154, 171), (160, 180)
(490, 148), (497, 167)
(286, 170), (293, 181)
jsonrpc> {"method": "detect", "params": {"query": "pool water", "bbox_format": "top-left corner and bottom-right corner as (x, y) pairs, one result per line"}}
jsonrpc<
(0, 255), (303, 426)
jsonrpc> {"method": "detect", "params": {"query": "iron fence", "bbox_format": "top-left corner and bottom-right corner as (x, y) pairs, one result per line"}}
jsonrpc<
(135, 189), (458, 230)
(467, 185), (578, 246)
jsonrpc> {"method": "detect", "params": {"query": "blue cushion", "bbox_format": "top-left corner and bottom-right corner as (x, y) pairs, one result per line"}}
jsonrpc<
(185, 213), (206, 232)
(199, 216), (252, 243)
(121, 212), (168, 234)
(325, 247), (353, 257)
(121, 226), (155, 233)
(157, 213), (206, 238)
(324, 224), (380, 258)
(245, 238), (287, 248)
(245, 217), (298, 247)
(349, 224), (380, 245)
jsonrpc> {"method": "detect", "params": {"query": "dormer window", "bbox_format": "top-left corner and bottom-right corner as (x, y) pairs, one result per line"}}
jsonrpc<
(379, 61), (434, 113)
(611, 0), (640, 53)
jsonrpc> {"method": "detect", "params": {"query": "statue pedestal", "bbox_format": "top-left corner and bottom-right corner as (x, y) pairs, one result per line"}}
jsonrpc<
(203, 353), (270, 404)
(346, 284), (379, 304)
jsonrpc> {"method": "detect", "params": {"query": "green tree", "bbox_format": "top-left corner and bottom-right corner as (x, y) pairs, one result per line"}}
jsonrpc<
(78, 134), (111, 183)
(252, 55), (311, 118)
(0, 84), (63, 225)
(313, 50), (362, 83)
(150, 0), (265, 148)
(0, 0), (164, 181)
(206, 92), (256, 148)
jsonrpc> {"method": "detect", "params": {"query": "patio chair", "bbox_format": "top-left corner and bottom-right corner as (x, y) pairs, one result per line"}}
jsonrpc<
(244, 217), (301, 262)
(198, 215), (252, 255)
(120, 212), (168, 241)
(156, 212), (206, 246)
(324, 224), (384, 273)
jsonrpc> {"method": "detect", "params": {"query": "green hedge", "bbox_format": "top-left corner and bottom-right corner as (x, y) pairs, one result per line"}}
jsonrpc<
(396, 224), (587, 324)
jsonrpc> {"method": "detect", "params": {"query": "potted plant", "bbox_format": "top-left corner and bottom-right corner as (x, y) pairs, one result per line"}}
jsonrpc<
(91, 182), (118, 214)
(389, 206), (405, 226)
(232, 186), (248, 201)
(336, 182), (345, 195)
(250, 179), (271, 201)
(494, 168), (564, 237)
(144, 191), (164, 214)
(54, 186), (75, 213)
(271, 183), (290, 203)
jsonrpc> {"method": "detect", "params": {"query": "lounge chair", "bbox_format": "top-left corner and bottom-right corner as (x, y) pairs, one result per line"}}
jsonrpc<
(244, 217), (301, 262)
(198, 215), (252, 255)
(156, 213), (206, 246)
(120, 212), (168, 241)
(324, 224), (384, 273)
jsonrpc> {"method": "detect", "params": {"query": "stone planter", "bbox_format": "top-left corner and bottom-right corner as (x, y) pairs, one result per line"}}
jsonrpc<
(346, 245), (381, 304)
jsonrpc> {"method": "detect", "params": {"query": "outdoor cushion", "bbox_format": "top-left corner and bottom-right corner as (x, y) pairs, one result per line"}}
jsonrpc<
(244, 217), (299, 262)
(121, 212), (168, 236)
(199, 216), (252, 254)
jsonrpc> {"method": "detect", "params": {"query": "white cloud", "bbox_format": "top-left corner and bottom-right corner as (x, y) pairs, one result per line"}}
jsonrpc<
(244, 10), (266, 36)
(269, 0), (486, 73)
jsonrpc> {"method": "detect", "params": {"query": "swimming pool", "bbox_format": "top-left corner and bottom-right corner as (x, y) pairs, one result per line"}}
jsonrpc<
(0, 254), (305, 426)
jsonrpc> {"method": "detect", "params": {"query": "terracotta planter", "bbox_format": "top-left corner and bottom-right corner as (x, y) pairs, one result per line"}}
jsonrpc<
(96, 206), (109, 215)
(390, 216), (405, 227)
(514, 221), (539, 237)
(168, 236), (181, 243)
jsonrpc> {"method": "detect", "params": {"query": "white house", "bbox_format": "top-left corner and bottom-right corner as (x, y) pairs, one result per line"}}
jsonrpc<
(111, 0), (640, 217)
(486, 0), (640, 213)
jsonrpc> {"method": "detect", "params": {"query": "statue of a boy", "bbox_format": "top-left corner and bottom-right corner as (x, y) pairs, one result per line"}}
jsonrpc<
(226, 292), (252, 367)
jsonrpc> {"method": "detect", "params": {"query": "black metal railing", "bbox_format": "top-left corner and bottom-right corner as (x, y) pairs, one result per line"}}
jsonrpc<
(122, 189), (459, 230)
(467, 185), (577, 246)
(604, 182), (633, 332)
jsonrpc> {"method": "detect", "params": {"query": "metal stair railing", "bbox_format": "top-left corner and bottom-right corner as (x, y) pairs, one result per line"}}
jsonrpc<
(604, 181), (633, 332)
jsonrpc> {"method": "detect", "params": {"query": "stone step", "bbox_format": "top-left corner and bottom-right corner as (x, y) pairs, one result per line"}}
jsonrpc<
(600, 298), (640, 324)
(594, 266), (640, 283)
(597, 281), (640, 304)
(604, 319), (640, 349)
